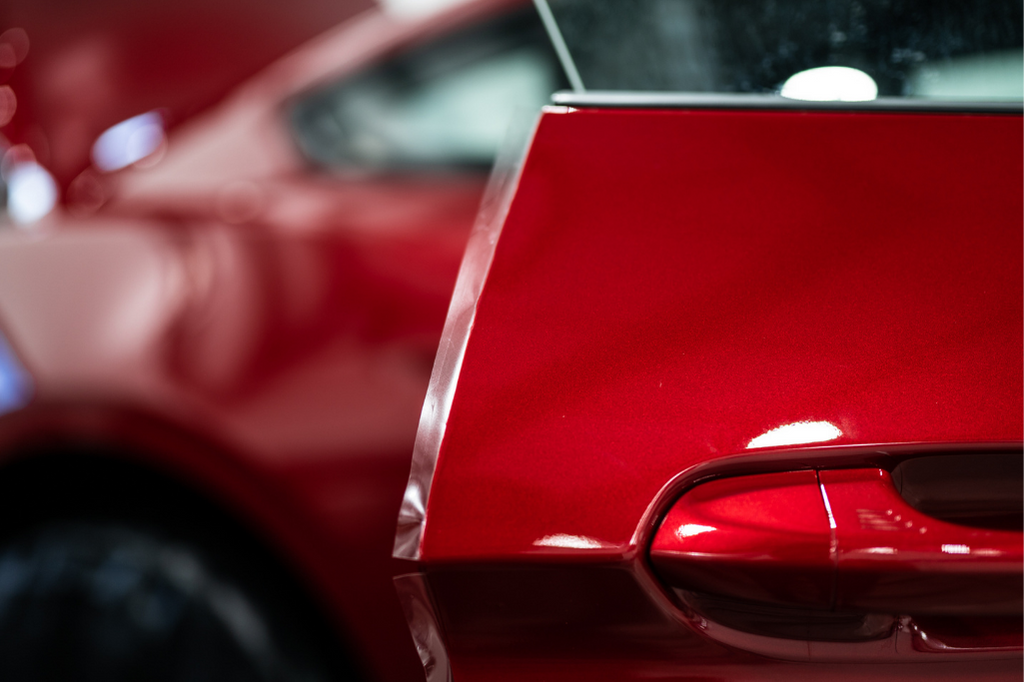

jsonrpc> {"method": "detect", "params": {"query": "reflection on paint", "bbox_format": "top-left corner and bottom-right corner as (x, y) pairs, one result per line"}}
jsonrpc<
(941, 544), (970, 555)
(862, 546), (896, 554)
(747, 420), (842, 449)
(971, 548), (1001, 557)
(0, 332), (31, 415)
(533, 533), (605, 549)
(818, 482), (837, 530)
(780, 66), (878, 102)
(675, 524), (716, 540)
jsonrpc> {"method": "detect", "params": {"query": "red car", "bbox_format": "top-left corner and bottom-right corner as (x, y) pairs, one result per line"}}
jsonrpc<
(0, 1), (563, 680)
(397, 1), (1023, 680)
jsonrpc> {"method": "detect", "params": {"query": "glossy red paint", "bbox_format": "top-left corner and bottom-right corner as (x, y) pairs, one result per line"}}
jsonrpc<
(0, 1), (534, 680)
(418, 558), (1021, 678)
(646, 462), (1021, 658)
(404, 104), (1022, 678)
(822, 467), (1022, 615)
(650, 470), (833, 607)
(651, 465), (1023, 616)
(415, 106), (1023, 562)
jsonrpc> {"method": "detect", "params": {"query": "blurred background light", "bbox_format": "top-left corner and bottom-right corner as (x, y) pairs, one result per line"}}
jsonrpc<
(91, 111), (165, 172)
(780, 66), (878, 102)
(0, 28), (30, 68)
(6, 159), (57, 224)
(0, 86), (16, 127)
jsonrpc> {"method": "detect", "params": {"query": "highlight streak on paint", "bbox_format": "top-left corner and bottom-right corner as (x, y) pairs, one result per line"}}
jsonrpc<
(747, 421), (842, 449)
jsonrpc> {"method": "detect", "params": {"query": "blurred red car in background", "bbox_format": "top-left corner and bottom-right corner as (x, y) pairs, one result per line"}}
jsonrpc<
(0, 0), (372, 192)
(0, 0), (564, 680)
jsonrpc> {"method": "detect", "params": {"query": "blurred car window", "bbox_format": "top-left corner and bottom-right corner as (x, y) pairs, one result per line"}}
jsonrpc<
(289, 7), (566, 172)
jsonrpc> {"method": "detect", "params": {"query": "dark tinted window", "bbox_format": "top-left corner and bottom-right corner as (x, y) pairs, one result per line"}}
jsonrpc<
(290, 8), (566, 172)
(544, 0), (1023, 99)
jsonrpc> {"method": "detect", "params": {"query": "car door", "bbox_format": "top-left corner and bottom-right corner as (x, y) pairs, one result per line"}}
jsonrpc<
(395, 0), (1023, 679)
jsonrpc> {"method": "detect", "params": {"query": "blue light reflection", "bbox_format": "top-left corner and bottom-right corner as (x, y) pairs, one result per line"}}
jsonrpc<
(0, 333), (31, 415)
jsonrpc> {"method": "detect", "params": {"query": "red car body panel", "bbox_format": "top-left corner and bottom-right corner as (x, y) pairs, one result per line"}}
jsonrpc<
(650, 469), (836, 607)
(651, 465), (1021, 614)
(414, 106), (1022, 561)
(821, 467), (1021, 614)
(401, 105), (1023, 678)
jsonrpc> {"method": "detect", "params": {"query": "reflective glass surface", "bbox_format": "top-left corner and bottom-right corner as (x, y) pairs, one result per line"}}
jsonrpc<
(543, 0), (1023, 99)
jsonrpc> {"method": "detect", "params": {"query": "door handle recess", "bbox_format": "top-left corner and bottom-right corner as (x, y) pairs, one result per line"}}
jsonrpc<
(821, 467), (1021, 615)
(650, 470), (834, 608)
(650, 462), (1023, 647)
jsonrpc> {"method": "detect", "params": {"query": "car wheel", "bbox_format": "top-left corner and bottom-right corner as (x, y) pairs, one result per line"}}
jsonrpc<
(0, 522), (333, 682)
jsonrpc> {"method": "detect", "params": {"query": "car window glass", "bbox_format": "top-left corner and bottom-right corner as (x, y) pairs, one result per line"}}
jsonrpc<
(541, 0), (1023, 100)
(289, 8), (566, 172)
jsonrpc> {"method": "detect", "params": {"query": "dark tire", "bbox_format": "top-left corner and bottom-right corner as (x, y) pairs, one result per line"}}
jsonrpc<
(0, 522), (334, 682)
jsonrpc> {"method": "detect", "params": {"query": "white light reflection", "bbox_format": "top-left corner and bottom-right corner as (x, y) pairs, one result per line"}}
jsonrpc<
(818, 483), (837, 530)
(381, 0), (470, 19)
(747, 421), (842, 449)
(941, 544), (970, 555)
(676, 524), (716, 539)
(92, 111), (165, 172)
(970, 548), (1001, 557)
(6, 160), (57, 225)
(863, 547), (896, 555)
(534, 533), (605, 549)
(780, 66), (878, 102)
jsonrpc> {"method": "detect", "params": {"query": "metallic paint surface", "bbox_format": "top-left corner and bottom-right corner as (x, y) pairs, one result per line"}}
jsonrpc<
(650, 470), (834, 606)
(395, 105), (541, 561)
(411, 105), (1022, 677)
(651, 466), (1023, 616)
(822, 467), (1023, 615)
(646, 463), (1021, 660)
(419, 106), (1023, 562)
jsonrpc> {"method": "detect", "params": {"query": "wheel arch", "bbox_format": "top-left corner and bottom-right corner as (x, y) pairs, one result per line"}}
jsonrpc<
(0, 402), (364, 680)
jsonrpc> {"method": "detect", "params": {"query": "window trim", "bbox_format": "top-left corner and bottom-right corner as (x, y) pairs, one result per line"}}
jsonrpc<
(551, 91), (1024, 114)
